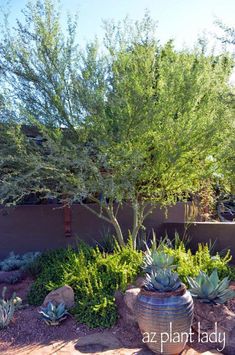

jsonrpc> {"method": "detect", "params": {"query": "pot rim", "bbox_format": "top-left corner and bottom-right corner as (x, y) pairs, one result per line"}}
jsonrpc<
(139, 283), (187, 298)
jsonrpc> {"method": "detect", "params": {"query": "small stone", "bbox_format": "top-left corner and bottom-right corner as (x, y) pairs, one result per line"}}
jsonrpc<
(42, 285), (75, 309)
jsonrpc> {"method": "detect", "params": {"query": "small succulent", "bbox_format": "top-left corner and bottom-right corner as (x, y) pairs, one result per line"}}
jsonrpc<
(39, 302), (69, 325)
(0, 287), (18, 329)
(187, 269), (235, 304)
(144, 269), (181, 292)
(0, 251), (41, 272)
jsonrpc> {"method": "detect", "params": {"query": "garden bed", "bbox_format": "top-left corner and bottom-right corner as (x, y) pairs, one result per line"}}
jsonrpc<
(0, 277), (227, 355)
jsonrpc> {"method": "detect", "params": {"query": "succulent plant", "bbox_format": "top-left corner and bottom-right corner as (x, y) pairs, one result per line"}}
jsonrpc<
(0, 287), (17, 329)
(143, 243), (176, 274)
(143, 232), (176, 274)
(187, 269), (235, 304)
(39, 302), (69, 325)
(144, 269), (181, 292)
(0, 251), (41, 272)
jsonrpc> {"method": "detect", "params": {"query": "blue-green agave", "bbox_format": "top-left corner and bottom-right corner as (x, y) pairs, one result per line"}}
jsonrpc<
(39, 302), (69, 325)
(143, 232), (176, 274)
(144, 269), (181, 292)
(187, 269), (235, 304)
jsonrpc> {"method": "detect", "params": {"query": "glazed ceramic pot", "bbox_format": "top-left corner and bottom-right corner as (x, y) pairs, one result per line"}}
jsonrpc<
(136, 284), (194, 354)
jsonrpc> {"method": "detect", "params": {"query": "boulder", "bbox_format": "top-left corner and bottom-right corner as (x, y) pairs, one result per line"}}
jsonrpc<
(124, 287), (140, 313)
(75, 331), (122, 353)
(42, 285), (75, 309)
(192, 299), (235, 355)
(115, 287), (140, 327)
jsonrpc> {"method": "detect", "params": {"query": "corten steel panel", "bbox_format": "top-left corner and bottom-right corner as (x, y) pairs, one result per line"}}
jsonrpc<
(0, 205), (71, 258)
(162, 222), (235, 259)
(0, 202), (189, 258)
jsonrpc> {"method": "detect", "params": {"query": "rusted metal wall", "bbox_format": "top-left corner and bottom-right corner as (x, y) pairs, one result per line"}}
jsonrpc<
(0, 202), (189, 258)
(162, 222), (235, 258)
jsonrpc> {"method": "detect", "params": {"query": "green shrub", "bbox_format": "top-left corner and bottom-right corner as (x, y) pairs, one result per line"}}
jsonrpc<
(162, 242), (234, 285)
(28, 237), (234, 329)
(28, 240), (142, 328)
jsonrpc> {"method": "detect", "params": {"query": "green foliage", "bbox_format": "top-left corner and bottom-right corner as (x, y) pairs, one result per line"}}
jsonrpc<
(0, 1), (234, 248)
(187, 269), (235, 304)
(144, 269), (181, 292)
(0, 251), (41, 271)
(39, 302), (69, 325)
(146, 237), (234, 284)
(28, 241), (142, 328)
(0, 287), (18, 329)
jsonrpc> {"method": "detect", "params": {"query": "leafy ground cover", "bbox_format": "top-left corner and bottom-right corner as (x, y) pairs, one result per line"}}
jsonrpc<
(26, 238), (235, 328)
(27, 240), (142, 328)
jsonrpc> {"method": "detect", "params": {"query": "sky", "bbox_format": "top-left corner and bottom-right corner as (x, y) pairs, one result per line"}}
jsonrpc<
(1, 0), (235, 49)
(1, 0), (235, 83)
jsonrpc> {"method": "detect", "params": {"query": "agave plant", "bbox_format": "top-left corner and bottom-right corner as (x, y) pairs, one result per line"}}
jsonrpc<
(143, 232), (176, 274)
(144, 269), (181, 292)
(143, 247), (176, 274)
(187, 269), (235, 304)
(39, 302), (69, 325)
(0, 287), (17, 329)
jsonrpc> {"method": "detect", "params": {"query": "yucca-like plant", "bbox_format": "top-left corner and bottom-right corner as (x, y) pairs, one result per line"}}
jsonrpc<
(39, 302), (69, 325)
(0, 287), (17, 329)
(187, 269), (235, 304)
(144, 269), (181, 292)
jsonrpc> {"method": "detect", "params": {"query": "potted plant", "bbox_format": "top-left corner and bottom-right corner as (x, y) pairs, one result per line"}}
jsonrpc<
(136, 242), (194, 354)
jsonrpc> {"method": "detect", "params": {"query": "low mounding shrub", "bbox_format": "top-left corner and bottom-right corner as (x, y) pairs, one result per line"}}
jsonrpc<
(27, 240), (142, 328)
(162, 242), (235, 285)
(28, 238), (234, 328)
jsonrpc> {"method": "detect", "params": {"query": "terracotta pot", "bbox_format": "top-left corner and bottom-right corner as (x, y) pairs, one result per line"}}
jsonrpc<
(136, 284), (194, 354)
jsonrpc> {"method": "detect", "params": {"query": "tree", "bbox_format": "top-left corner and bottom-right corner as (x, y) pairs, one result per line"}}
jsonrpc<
(215, 21), (235, 194)
(0, 0), (234, 248)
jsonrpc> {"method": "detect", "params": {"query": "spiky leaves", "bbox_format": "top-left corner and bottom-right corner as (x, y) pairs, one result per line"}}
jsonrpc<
(187, 269), (235, 304)
(39, 302), (69, 325)
(0, 287), (19, 329)
(145, 269), (181, 292)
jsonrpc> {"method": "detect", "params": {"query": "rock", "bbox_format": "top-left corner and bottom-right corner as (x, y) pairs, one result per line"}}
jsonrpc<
(193, 299), (235, 355)
(43, 285), (75, 309)
(124, 287), (140, 313)
(115, 289), (138, 326)
(75, 331), (122, 353)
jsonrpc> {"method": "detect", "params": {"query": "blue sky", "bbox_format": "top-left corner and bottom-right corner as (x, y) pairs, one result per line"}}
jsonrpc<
(2, 0), (235, 49)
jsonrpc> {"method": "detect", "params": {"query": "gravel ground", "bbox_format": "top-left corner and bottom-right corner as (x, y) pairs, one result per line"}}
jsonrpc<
(0, 277), (144, 354)
(1, 277), (234, 354)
